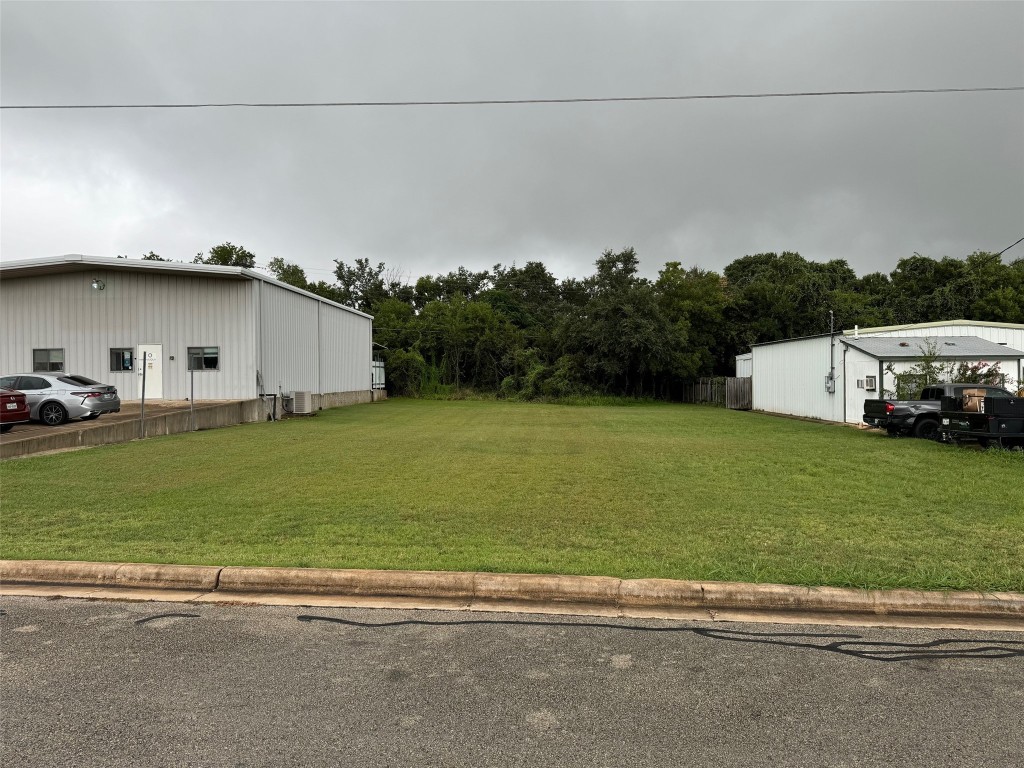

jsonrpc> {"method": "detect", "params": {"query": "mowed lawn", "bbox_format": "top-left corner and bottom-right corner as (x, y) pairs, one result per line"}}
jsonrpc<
(2, 399), (1022, 591)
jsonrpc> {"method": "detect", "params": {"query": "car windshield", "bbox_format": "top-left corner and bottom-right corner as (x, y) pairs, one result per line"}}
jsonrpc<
(58, 375), (101, 386)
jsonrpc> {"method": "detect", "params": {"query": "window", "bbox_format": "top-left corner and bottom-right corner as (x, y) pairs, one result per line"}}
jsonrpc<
(0, 376), (18, 389)
(109, 348), (134, 372)
(865, 375), (877, 392)
(985, 387), (1011, 399)
(17, 376), (51, 390)
(188, 346), (220, 371)
(33, 348), (64, 372)
(59, 375), (101, 387)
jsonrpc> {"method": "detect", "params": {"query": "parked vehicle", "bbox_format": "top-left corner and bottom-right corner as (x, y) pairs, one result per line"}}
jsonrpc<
(0, 374), (121, 426)
(939, 393), (1024, 449)
(0, 388), (31, 433)
(863, 383), (1015, 440)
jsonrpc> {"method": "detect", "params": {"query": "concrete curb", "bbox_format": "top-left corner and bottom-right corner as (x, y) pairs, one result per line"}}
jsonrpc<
(2, 560), (1022, 622)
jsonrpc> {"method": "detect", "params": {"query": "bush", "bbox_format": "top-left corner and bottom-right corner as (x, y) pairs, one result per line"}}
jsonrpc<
(385, 349), (426, 397)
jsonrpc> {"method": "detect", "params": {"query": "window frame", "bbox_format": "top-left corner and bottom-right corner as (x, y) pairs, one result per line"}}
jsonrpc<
(109, 347), (135, 372)
(32, 348), (65, 373)
(187, 346), (220, 372)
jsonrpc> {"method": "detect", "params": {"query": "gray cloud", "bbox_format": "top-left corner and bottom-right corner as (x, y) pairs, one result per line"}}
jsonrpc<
(2, 1), (1022, 282)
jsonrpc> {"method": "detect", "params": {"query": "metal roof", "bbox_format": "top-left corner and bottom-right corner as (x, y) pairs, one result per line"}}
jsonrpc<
(842, 318), (1024, 335)
(841, 335), (1024, 359)
(0, 254), (372, 319)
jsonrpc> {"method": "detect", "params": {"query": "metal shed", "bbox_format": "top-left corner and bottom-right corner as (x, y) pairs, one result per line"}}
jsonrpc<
(747, 320), (1024, 424)
(0, 255), (375, 404)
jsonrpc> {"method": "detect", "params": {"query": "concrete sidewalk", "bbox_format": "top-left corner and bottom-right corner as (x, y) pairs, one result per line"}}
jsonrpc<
(2, 560), (1022, 631)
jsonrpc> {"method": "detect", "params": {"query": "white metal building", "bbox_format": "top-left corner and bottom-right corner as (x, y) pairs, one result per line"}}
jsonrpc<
(0, 255), (375, 403)
(738, 320), (1024, 424)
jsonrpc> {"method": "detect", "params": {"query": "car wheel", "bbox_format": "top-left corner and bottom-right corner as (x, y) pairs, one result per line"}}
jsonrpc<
(0, 424), (12, 433)
(40, 402), (68, 426)
(80, 413), (100, 421)
(912, 418), (939, 441)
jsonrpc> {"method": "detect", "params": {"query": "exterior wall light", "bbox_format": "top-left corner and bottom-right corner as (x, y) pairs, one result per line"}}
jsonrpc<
(91, 278), (105, 290)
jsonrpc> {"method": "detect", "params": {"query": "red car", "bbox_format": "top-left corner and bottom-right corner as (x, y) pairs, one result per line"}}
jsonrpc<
(1, 388), (31, 433)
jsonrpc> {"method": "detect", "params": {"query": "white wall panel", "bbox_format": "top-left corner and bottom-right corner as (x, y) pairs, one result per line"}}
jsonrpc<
(258, 281), (320, 394)
(0, 271), (256, 400)
(751, 336), (845, 422)
(257, 281), (373, 395)
(842, 347), (883, 424)
(319, 303), (372, 393)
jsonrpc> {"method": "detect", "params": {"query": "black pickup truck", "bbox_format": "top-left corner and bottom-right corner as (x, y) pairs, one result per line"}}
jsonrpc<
(863, 383), (1016, 440)
(939, 395), (1024, 449)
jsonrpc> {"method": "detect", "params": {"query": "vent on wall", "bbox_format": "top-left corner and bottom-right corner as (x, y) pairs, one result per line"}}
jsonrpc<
(292, 391), (313, 414)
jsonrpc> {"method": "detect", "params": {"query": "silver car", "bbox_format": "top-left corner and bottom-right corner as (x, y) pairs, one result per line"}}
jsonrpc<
(0, 374), (121, 425)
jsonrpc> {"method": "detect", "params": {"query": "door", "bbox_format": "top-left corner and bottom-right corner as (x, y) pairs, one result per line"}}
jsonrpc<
(137, 344), (163, 399)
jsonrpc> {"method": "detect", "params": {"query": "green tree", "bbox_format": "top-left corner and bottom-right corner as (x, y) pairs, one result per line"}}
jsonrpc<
(195, 242), (256, 268)
(334, 258), (390, 313)
(267, 257), (309, 289)
(656, 263), (728, 379)
(558, 248), (676, 396)
(141, 251), (169, 261)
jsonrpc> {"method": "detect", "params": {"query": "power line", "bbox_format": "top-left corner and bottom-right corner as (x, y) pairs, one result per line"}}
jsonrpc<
(995, 236), (1024, 258)
(2, 86), (1021, 110)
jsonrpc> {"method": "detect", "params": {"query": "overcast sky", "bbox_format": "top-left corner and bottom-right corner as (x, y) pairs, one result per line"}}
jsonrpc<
(2, 2), (1022, 283)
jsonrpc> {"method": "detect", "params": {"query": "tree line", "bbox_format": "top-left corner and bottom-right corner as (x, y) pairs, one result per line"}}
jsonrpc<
(132, 243), (1024, 399)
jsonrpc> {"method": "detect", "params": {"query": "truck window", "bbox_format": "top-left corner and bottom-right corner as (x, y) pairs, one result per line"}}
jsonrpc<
(921, 388), (939, 400)
(984, 388), (1010, 398)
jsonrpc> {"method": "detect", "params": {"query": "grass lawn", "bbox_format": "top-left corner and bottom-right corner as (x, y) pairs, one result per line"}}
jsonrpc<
(2, 399), (1022, 591)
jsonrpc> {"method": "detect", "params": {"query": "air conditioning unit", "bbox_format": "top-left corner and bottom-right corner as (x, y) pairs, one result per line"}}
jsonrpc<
(292, 391), (313, 414)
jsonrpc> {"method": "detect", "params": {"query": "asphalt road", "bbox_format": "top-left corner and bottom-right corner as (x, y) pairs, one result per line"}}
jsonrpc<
(2, 597), (1022, 768)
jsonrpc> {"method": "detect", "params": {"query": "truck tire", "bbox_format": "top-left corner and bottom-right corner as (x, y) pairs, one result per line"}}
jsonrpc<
(913, 418), (939, 441)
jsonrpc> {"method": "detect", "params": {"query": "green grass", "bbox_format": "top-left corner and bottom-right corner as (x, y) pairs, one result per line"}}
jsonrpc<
(2, 399), (1022, 591)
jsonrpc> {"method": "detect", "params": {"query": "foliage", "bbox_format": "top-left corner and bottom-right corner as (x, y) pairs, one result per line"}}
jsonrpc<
(383, 349), (426, 397)
(141, 251), (169, 261)
(267, 257), (308, 289)
(194, 242), (256, 268)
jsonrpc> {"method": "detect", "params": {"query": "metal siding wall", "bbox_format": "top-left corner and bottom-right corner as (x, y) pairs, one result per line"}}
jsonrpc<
(0, 271), (256, 400)
(319, 303), (372, 392)
(751, 336), (845, 421)
(843, 347), (881, 424)
(257, 283), (372, 395)
(735, 354), (753, 378)
(258, 282), (320, 394)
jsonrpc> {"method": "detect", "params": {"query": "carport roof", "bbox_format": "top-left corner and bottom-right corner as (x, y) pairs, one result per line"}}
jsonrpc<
(841, 335), (1024, 359)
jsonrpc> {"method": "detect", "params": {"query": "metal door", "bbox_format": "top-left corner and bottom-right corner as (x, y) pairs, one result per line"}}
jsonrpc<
(137, 344), (163, 399)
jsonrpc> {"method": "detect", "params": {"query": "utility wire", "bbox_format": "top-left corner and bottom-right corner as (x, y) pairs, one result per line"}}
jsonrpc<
(995, 236), (1024, 258)
(2, 86), (1021, 110)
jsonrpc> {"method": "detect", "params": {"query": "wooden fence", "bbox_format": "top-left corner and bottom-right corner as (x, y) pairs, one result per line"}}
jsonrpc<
(681, 377), (752, 410)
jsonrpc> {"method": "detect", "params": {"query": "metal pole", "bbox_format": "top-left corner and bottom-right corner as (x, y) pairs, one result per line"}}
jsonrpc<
(190, 367), (195, 431)
(139, 351), (147, 439)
